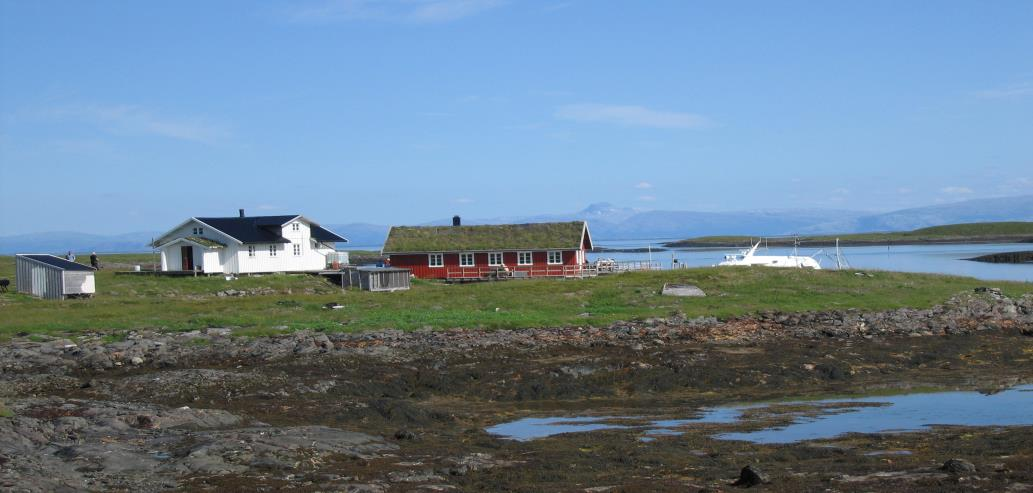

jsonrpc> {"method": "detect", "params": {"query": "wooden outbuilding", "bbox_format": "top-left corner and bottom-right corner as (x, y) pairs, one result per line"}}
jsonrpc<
(331, 266), (411, 292)
(15, 254), (97, 299)
(383, 219), (594, 280)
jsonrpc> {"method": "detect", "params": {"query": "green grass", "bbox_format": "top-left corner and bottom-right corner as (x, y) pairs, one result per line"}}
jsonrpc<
(667, 221), (1033, 247)
(1, 253), (1030, 338)
(0, 406), (12, 418)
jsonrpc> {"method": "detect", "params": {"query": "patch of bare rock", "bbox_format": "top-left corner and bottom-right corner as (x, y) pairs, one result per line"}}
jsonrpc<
(0, 397), (396, 492)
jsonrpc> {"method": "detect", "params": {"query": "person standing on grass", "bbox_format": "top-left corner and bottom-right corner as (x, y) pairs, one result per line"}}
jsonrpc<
(66, 251), (75, 261)
(90, 252), (99, 269)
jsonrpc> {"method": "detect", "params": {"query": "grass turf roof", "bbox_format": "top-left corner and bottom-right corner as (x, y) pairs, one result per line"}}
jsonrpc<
(383, 221), (588, 253)
(184, 236), (227, 248)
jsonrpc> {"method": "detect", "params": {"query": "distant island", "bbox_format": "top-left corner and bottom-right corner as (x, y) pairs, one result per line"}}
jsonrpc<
(664, 222), (1033, 248)
(967, 251), (1033, 264)
(591, 246), (668, 253)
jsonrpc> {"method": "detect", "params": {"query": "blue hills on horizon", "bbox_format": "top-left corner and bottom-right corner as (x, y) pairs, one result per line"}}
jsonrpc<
(2, 194), (1032, 254)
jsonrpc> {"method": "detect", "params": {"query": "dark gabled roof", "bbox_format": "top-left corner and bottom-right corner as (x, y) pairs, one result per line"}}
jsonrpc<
(196, 216), (294, 244)
(311, 224), (348, 243)
(383, 221), (590, 253)
(192, 215), (347, 245)
(17, 254), (96, 271)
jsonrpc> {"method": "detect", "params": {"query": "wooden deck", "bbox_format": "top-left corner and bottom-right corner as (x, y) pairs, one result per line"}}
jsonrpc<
(116, 270), (327, 277)
(445, 260), (662, 282)
(445, 265), (599, 282)
(114, 270), (214, 277)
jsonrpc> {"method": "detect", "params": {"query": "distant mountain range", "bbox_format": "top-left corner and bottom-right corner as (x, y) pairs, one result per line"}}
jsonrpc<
(3, 195), (1032, 254)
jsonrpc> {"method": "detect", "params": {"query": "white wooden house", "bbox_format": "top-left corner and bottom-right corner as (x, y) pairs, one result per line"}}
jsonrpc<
(150, 210), (347, 274)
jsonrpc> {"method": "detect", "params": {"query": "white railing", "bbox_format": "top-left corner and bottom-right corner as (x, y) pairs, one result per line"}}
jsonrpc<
(325, 251), (350, 269)
(595, 260), (662, 273)
(446, 264), (599, 280)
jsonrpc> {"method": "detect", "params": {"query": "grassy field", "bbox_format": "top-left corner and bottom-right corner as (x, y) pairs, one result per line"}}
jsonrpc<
(665, 221), (1033, 247)
(1, 253), (1030, 338)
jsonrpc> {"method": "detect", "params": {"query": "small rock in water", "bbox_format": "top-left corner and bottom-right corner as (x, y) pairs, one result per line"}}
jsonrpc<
(941, 458), (977, 474)
(732, 465), (769, 487)
(130, 356), (144, 365)
(394, 429), (417, 440)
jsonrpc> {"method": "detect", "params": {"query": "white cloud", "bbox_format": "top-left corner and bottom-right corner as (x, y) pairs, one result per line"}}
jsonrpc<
(974, 82), (1033, 99)
(896, 187), (912, 194)
(941, 186), (973, 195)
(40, 104), (228, 143)
(997, 177), (1033, 194)
(287, 0), (504, 24)
(409, 0), (504, 23)
(637, 195), (656, 202)
(634, 181), (653, 189)
(542, 2), (573, 12)
(555, 103), (711, 129)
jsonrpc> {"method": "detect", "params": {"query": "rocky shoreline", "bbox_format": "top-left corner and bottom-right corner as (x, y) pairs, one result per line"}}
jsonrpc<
(2, 288), (1029, 375)
(2, 288), (1032, 491)
(968, 250), (1033, 264)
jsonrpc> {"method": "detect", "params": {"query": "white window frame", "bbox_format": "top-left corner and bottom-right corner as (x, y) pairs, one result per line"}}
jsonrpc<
(459, 253), (475, 267)
(547, 250), (563, 265)
(293, 244), (302, 256)
(428, 253), (444, 268)
(248, 245), (256, 257)
(269, 244), (278, 257)
(192, 227), (203, 235)
(292, 223), (300, 231)
(517, 251), (533, 266)
(488, 252), (503, 266)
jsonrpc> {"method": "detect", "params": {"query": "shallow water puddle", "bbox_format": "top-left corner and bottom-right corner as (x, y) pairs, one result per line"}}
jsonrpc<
(488, 385), (1033, 444)
(486, 408), (741, 442)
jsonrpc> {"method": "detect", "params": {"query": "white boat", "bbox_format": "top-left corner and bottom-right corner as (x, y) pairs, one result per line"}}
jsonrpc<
(717, 241), (822, 269)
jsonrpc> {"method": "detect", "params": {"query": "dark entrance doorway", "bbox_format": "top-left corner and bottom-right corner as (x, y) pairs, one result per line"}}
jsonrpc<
(181, 246), (194, 271)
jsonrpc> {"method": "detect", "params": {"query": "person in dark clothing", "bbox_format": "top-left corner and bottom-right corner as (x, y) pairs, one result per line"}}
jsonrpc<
(90, 252), (100, 269)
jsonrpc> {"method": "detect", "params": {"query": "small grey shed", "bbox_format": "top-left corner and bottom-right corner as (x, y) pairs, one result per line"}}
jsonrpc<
(15, 254), (97, 299)
(334, 266), (411, 292)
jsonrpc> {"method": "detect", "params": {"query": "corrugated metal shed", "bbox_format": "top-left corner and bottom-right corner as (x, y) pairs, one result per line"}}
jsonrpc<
(15, 254), (97, 299)
(332, 266), (411, 292)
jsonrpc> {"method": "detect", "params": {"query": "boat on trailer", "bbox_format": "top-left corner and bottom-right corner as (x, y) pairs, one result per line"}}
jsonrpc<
(717, 241), (822, 269)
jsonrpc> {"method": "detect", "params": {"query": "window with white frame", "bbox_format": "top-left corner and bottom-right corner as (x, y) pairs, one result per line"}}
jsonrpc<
(459, 253), (475, 267)
(293, 244), (302, 256)
(248, 245), (256, 257)
(517, 251), (533, 265)
(428, 253), (443, 267)
(488, 252), (503, 266)
(269, 244), (278, 257)
(547, 251), (562, 265)
(192, 227), (203, 235)
(292, 223), (300, 231)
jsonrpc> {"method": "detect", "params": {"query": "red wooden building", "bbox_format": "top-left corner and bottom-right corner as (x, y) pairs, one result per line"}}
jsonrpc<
(382, 219), (594, 280)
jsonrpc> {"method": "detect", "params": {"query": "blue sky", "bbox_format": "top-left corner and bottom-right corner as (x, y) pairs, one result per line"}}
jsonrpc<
(2, 0), (1032, 235)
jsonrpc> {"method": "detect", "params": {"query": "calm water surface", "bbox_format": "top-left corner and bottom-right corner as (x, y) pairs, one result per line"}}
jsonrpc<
(487, 385), (1033, 444)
